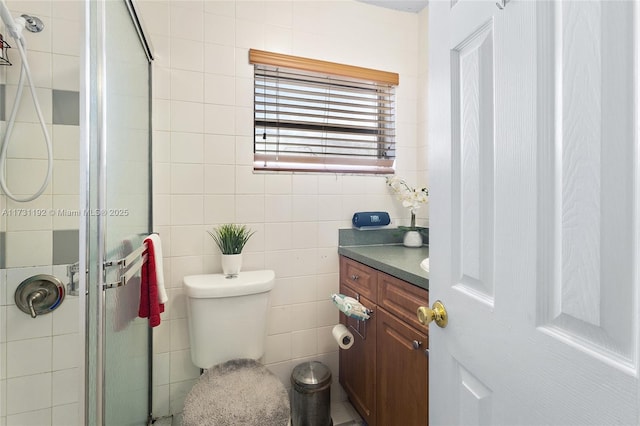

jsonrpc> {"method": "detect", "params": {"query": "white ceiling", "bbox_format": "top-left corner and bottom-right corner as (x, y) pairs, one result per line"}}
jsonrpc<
(357, 0), (429, 13)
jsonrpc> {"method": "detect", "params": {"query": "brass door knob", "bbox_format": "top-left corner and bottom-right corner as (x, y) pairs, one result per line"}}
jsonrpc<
(417, 300), (448, 328)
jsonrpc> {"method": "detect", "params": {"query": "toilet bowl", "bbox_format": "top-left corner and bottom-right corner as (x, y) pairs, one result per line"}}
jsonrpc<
(182, 271), (290, 426)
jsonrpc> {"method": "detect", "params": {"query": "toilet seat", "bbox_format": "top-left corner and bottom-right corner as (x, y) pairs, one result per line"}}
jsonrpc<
(182, 359), (290, 426)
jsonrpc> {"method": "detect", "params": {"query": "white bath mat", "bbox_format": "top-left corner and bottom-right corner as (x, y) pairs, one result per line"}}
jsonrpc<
(182, 359), (289, 426)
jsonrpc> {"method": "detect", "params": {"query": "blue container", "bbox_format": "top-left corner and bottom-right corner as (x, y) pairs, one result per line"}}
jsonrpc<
(352, 211), (391, 229)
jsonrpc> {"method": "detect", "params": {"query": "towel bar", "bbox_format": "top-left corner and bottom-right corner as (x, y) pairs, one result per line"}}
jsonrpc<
(103, 241), (148, 290)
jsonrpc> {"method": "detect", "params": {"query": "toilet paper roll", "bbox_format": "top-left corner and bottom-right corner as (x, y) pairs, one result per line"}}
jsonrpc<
(332, 324), (354, 350)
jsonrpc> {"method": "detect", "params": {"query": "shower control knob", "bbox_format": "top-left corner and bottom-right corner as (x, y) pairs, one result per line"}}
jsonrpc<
(15, 274), (65, 319)
(27, 290), (47, 318)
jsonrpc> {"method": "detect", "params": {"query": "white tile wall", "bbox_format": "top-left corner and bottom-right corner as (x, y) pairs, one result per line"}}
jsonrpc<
(205, 165), (235, 193)
(0, 1), (83, 424)
(170, 195), (204, 225)
(137, 0), (429, 417)
(51, 17), (81, 57)
(6, 373), (52, 415)
(7, 337), (52, 377)
(205, 104), (236, 135)
(52, 403), (79, 426)
(170, 39), (204, 73)
(4, 159), (51, 197)
(52, 334), (80, 371)
(52, 55), (80, 91)
(171, 163), (204, 194)
(7, 407), (51, 426)
(170, 5), (204, 42)
(170, 132), (204, 163)
(6, 123), (51, 159)
(0, 378), (5, 425)
(1, 264), (81, 424)
(5, 196), (53, 231)
(204, 134), (235, 164)
(51, 368), (79, 406)
(170, 70), (204, 103)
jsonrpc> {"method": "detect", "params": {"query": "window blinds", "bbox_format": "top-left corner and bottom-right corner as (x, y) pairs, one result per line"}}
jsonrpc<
(250, 50), (397, 174)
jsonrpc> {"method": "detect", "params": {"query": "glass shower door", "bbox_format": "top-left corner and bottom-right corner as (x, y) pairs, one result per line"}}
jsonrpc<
(85, 1), (153, 424)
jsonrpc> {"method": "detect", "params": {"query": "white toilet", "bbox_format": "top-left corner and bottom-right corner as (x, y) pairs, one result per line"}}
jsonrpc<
(182, 270), (290, 426)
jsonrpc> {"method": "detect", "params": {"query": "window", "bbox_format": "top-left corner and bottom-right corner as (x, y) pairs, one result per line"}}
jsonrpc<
(249, 49), (398, 174)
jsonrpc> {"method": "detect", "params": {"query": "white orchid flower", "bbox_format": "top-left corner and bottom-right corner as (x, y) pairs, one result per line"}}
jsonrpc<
(386, 176), (429, 229)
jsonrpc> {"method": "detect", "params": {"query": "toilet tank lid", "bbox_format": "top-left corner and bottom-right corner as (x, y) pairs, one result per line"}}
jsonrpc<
(183, 270), (275, 298)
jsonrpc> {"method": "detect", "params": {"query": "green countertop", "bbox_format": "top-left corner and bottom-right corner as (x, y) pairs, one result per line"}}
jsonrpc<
(338, 244), (429, 290)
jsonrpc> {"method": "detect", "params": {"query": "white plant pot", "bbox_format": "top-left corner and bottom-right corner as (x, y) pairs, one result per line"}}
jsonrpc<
(221, 254), (242, 277)
(403, 230), (423, 248)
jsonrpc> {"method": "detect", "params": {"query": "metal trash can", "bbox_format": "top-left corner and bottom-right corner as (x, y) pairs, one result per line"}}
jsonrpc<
(291, 361), (333, 426)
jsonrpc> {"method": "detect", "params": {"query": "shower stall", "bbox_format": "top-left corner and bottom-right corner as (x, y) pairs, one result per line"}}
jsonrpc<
(0, 0), (153, 425)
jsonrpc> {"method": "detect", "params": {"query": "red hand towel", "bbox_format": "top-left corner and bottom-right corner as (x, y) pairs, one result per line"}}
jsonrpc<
(139, 237), (165, 327)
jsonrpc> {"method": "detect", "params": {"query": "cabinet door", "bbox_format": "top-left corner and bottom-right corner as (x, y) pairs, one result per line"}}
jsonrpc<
(339, 284), (377, 426)
(377, 308), (428, 426)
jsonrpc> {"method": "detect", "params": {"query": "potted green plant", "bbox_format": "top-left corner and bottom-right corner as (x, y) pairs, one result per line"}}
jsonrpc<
(208, 224), (255, 277)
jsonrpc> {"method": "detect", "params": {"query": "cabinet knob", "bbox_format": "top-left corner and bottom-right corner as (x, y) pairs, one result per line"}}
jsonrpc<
(424, 349), (429, 358)
(350, 274), (359, 281)
(412, 340), (422, 350)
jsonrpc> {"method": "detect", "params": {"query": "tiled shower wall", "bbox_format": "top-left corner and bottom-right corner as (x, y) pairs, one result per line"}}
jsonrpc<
(136, 0), (429, 417)
(0, 1), (82, 425)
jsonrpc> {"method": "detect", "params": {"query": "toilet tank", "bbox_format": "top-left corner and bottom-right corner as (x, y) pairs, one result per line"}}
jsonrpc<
(183, 270), (275, 369)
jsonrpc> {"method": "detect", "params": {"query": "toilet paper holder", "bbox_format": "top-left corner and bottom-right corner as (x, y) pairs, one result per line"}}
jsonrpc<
(331, 293), (372, 320)
(348, 315), (369, 340)
(331, 292), (372, 339)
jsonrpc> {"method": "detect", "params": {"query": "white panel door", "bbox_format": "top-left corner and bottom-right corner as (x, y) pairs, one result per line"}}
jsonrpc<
(428, 0), (640, 424)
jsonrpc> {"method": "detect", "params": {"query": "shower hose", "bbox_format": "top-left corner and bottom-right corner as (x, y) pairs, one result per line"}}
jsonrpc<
(0, 34), (52, 202)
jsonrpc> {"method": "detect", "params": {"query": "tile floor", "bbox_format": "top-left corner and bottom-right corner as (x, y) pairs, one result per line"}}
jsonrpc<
(152, 400), (363, 425)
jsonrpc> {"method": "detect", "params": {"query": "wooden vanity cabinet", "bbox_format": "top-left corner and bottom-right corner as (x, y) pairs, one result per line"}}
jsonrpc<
(376, 307), (428, 426)
(339, 256), (429, 426)
(338, 286), (377, 425)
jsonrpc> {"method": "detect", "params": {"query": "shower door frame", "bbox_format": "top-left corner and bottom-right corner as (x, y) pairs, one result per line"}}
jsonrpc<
(80, 0), (154, 424)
